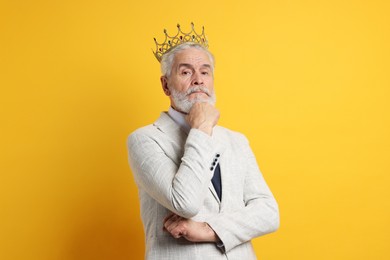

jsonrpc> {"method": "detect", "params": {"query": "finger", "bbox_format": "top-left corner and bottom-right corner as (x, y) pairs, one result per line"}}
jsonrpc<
(162, 213), (175, 231)
(163, 213), (175, 224)
(166, 215), (182, 231)
(164, 214), (180, 226)
(164, 214), (181, 232)
(169, 221), (186, 239)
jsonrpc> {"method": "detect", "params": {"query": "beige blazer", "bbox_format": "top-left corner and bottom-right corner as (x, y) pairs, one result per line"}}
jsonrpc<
(127, 112), (279, 260)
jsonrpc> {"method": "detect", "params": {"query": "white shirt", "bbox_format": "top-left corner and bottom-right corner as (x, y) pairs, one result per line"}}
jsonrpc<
(167, 107), (191, 134)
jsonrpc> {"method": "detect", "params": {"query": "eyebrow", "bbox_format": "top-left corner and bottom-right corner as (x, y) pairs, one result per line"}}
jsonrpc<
(177, 63), (212, 70)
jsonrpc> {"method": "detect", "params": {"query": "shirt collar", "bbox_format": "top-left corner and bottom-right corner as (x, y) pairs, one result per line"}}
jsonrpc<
(167, 107), (191, 134)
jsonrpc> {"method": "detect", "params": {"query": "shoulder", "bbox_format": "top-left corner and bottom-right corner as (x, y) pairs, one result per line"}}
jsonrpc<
(129, 124), (156, 137)
(127, 124), (158, 146)
(127, 112), (168, 142)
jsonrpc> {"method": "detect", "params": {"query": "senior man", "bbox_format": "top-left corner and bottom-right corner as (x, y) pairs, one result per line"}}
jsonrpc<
(127, 24), (279, 260)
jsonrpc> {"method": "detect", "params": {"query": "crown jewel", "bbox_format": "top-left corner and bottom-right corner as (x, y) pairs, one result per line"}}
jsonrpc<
(153, 22), (209, 62)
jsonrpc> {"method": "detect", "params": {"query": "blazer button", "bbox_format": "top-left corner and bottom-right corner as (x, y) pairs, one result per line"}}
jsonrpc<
(212, 162), (216, 166)
(214, 158), (218, 162)
(210, 167), (214, 171)
(216, 153), (220, 157)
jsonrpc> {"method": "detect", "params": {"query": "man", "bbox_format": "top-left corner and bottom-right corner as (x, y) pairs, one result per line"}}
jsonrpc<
(127, 24), (279, 260)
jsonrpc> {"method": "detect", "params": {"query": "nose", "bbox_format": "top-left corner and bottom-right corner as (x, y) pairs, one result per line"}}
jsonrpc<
(191, 71), (204, 85)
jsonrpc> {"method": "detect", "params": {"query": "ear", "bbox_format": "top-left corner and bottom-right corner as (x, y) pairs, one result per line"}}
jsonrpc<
(160, 76), (170, 96)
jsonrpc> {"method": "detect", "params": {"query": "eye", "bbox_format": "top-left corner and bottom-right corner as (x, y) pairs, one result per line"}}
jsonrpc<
(201, 71), (209, 75)
(181, 70), (192, 76)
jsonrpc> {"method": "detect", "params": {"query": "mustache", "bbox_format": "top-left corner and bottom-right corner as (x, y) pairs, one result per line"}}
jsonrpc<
(186, 86), (211, 96)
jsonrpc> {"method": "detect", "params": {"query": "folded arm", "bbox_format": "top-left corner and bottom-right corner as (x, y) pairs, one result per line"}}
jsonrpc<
(162, 135), (279, 252)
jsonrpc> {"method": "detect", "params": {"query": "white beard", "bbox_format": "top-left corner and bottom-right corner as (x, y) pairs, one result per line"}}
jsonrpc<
(169, 86), (216, 113)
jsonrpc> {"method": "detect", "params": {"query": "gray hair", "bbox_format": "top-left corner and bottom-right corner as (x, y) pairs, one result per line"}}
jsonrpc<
(160, 42), (215, 77)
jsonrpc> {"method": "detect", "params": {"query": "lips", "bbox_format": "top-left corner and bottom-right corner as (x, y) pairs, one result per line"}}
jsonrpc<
(188, 91), (208, 97)
(186, 87), (210, 97)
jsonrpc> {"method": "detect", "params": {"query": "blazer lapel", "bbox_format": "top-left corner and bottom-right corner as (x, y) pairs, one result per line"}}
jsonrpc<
(152, 112), (188, 164)
(153, 112), (183, 136)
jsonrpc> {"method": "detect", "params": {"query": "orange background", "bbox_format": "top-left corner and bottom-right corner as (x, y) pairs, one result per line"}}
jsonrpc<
(1, 0), (389, 259)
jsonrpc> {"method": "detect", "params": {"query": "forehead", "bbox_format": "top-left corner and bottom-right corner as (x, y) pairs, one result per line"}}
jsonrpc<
(173, 48), (211, 67)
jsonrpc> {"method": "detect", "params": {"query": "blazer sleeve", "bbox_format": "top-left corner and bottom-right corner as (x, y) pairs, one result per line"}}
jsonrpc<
(128, 128), (219, 218)
(205, 134), (280, 253)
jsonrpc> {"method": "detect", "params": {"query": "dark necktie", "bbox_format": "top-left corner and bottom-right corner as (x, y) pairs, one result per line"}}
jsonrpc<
(211, 163), (222, 200)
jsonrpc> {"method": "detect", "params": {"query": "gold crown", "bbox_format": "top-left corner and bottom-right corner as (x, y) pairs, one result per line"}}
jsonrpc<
(153, 22), (209, 62)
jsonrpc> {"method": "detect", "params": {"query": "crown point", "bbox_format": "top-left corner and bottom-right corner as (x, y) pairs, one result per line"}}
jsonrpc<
(153, 23), (209, 63)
